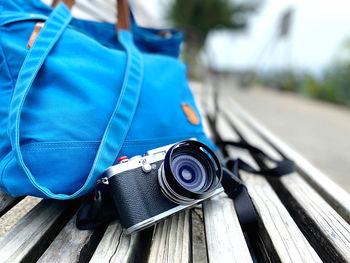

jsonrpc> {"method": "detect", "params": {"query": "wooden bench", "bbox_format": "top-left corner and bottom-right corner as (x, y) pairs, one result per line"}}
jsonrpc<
(0, 84), (350, 263)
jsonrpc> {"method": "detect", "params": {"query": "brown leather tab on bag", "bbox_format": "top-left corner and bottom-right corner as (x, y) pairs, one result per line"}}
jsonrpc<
(117, 0), (130, 30)
(52, 0), (130, 31)
(182, 103), (200, 125)
(27, 22), (45, 49)
(52, 0), (75, 9)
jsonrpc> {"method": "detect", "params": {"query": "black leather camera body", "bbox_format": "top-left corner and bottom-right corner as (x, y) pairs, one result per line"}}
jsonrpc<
(104, 140), (223, 234)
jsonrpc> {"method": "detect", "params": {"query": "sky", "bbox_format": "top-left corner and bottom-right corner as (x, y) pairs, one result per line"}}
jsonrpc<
(203, 0), (350, 74)
(137, 0), (350, 74)
(42, 0), (350, 74)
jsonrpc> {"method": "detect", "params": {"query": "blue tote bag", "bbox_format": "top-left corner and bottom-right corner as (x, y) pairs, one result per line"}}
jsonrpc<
(0, 0), (214, 199)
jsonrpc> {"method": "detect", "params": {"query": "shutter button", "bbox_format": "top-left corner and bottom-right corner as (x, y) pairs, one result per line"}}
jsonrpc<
(117, 156), (128, 163)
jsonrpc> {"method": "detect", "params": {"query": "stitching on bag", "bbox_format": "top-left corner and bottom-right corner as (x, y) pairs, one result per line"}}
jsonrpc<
(18, 132), (206, 151)
(22, 142), (100, 147)
(21, 141), (100, 151)
(22, 147), (98, 151)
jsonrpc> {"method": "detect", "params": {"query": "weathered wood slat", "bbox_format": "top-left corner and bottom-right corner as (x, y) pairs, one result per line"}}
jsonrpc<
(148, 210), (191, 263)
(0, 196), (41, 237)
(0, 190), (22, 217)
(191, 207), (208, 263)
(241, 172), (322, 263)
(214, 115), (321, 262)
(0, 199), (78, 263)
(196, 99), (253, 263)
(203, 193), (253, 263)
(90, 220), (147, 263)
(221, 101), (350, 262)
(38, 215), (106, 263)
(227, 97), (350, 223)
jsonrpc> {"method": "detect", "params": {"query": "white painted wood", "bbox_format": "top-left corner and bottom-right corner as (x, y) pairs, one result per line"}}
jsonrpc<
(90, 220), (142, 263)
(227, 97), (350, 223)
(0, 200), (75, 263)
(221, 100), (350, 262)
(148, 211), (190, 263)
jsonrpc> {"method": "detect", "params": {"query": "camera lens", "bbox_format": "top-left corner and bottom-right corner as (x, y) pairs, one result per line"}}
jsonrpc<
(171, 154), (208, 192)
(158, 140), (222, 205)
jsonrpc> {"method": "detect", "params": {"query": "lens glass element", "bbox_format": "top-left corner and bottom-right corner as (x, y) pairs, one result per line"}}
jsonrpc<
(158, 140), (222, 204)
(171, 154), (208, 192)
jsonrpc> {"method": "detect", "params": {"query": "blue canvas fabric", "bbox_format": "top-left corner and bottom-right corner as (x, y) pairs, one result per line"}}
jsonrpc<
(0, 1), (214, 199)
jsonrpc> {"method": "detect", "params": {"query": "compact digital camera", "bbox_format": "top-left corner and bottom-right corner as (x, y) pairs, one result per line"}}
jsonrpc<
(104, 140), (223, 234)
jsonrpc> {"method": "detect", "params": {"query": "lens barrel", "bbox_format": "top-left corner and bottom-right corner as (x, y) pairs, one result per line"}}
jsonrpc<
(158, 140), (222, 204)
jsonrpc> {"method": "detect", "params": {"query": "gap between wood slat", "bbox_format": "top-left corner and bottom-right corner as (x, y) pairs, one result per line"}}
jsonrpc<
(214, 114), (321, 263)
(221, 100), (350, 262)
(0, 199), (79, 263)
(38, 214), (108, 263)
(148, 211), (191, 263)
(227, 97), (350, 224)
(90, 220), (153, 263)
(196, 96), (255, 263)
(0, 191), (23, 218)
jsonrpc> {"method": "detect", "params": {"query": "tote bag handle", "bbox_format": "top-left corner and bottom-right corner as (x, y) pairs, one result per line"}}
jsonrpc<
(53, 0), (131, 30)
(8, 3), (143, 199)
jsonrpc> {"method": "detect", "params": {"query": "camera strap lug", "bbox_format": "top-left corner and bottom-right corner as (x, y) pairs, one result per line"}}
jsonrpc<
(94, 177), (109, 200)
(96, 177), (109, 185)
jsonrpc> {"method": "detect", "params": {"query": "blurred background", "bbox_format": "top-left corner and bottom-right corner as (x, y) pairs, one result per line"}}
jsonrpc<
(130, 0), (350, 193)
(43, 0), (350, 194)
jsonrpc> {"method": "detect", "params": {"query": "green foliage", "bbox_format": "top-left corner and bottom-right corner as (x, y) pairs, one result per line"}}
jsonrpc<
(168, 0), (257, 78)
(168, 0), (255, 43)
(254, 37), (350, 106)
(257, 71), (299, 93)
(259, 66), (350, 106)
(322, 64), (350, 105)
(274, 71), (298, 92)
(301, 75), (321, 98)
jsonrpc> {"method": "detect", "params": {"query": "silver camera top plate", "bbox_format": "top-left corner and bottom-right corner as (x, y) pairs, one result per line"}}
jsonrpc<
(104, 143), (174, 179)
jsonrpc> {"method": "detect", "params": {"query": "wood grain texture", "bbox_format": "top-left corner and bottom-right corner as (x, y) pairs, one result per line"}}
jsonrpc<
(272, 173), (350, 262)
(90, 220), (143, 263)
(37, 215), (106, 263)
(0, 190), (22, 217)
(214, 114), (321, 262)
(147, 210), (191, 263)
(221, 100), (350, 262)
(0, 199), (77, 263)
(197, 98), (254, 263)
(196, 87), (330, 262)
(203, 193), (253, 263)
(191, 208), (208, 263)
(242, 172), (322, 263)
(227, 97), (350, 224)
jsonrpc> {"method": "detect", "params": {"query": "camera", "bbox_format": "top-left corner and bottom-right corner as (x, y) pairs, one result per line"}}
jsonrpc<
(104, 140), (223, 234)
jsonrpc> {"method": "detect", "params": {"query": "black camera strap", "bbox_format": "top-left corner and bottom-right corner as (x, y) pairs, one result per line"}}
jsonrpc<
(218, 144), (294, 233)
(76, 183), (118, 230)
(76, 115), (294, 231)
(206, 114), (295, 233)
